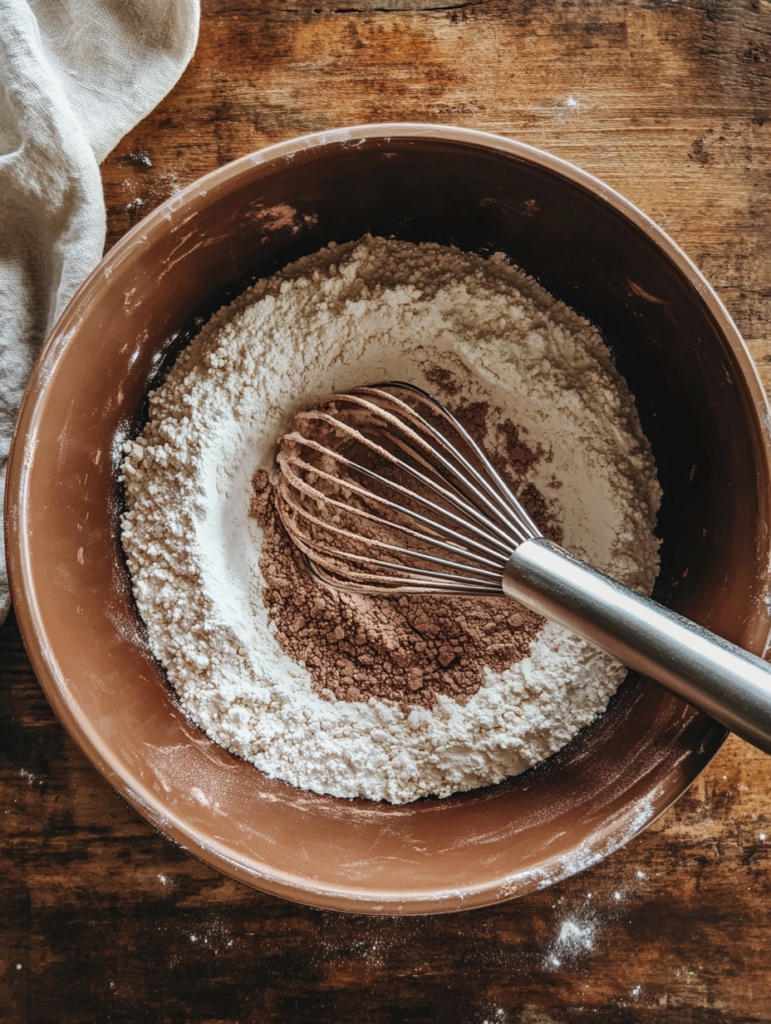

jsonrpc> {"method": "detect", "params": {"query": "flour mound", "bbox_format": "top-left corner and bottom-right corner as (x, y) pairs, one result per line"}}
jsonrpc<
(120, 236), (661, 804)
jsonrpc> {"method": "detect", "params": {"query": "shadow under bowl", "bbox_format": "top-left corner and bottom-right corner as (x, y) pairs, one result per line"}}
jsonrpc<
(7, 124), (771, 914)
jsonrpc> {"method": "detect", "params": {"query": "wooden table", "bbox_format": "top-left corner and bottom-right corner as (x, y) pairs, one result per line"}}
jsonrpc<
(3, 1), (771, 1019)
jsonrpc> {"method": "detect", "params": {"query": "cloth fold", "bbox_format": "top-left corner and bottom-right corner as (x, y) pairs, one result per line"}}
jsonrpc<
(0, 0), (200, 622)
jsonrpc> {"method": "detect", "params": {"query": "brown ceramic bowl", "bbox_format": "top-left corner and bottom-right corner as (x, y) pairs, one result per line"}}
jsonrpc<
(7, 125), (771, 914)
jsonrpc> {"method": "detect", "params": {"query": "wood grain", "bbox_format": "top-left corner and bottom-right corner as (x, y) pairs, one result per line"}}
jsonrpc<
(4, 0), (771, 1020)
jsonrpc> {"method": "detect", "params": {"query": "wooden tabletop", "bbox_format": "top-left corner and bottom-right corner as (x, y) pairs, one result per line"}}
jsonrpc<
(4, 0), (771, 1020)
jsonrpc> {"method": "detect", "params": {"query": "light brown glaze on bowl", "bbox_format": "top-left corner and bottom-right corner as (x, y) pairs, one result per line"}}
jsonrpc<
(6, 125), (771, 914)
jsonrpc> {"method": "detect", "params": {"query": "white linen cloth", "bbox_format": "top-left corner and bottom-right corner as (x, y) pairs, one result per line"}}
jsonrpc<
(0, 0), (200, 622)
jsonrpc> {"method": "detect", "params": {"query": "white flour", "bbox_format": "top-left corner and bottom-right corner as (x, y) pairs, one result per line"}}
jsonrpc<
(120, 236), (661, 804)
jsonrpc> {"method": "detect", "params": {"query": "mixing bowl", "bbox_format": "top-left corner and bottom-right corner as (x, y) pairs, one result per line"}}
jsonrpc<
(7, 124), (771, 914)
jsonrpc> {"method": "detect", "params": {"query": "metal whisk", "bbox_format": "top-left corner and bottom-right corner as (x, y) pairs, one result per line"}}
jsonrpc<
(276, 381), (771, 754)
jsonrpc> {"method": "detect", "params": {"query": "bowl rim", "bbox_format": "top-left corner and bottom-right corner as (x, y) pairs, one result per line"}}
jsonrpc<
(6, 122), (771, 914)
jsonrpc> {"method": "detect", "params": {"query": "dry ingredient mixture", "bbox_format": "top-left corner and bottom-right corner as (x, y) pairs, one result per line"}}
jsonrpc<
(120, 236), (661, 804)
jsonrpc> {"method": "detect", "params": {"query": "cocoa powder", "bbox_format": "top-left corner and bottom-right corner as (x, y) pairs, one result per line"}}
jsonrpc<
(252, 400), (563, 710)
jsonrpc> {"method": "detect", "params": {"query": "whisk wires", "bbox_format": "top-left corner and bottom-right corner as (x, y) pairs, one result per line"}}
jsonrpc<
(276, 382), (542, 595)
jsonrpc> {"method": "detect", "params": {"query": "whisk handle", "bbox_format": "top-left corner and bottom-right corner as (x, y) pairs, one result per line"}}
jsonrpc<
(503, 538), (771, 754)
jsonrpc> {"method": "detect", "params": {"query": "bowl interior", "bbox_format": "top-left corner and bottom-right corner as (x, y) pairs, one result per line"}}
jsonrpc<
(8, 126), (771, 913)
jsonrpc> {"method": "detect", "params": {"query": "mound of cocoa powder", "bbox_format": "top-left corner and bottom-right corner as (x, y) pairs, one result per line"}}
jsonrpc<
(252, 399), (562, 711)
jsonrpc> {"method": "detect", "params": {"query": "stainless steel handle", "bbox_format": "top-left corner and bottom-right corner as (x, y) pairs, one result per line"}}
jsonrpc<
(503, 537), (771, 754)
